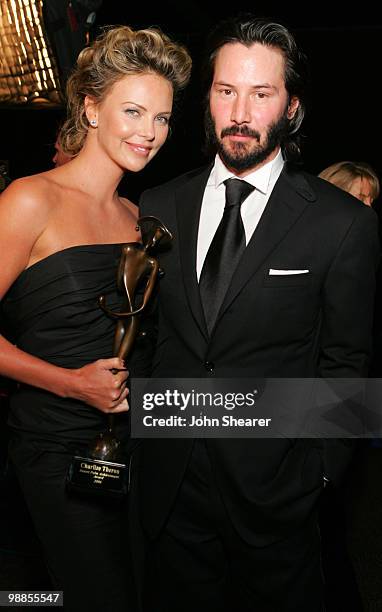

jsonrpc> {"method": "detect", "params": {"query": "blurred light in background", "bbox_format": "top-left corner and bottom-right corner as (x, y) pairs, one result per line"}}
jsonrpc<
(0, 0), (102, 106)
(0, 0), (62, 104)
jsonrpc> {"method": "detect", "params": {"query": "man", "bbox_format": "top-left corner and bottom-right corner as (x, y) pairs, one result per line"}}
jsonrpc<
(138, 15), (379, 612)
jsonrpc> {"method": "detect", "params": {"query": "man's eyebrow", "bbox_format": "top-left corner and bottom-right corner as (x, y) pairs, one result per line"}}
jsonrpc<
(213, 81), (277, 90)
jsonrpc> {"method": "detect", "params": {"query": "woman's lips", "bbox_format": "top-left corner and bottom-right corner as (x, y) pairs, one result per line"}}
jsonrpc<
(125, 142), (152, 156)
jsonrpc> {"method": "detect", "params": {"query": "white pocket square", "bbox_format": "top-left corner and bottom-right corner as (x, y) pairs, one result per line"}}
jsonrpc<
(268, 269), (310, 276)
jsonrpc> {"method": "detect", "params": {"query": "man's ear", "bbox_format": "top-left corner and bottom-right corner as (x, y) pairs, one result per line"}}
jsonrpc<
(287, 96), (299, 120)
(84, 95), (98, 126)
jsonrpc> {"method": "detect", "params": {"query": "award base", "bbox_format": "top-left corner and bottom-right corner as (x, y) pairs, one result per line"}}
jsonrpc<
(66, 455), (129, 498)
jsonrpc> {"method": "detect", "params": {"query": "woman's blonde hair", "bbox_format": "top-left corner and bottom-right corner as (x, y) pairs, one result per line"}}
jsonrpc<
(60, 25), (192, 155)
(319, 161), (380, 202)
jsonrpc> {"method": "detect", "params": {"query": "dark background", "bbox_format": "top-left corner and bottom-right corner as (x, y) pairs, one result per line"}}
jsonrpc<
(1, 3), (381, 204)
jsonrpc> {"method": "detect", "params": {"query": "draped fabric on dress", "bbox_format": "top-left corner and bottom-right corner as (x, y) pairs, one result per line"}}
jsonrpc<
(2, 244), (131, 442)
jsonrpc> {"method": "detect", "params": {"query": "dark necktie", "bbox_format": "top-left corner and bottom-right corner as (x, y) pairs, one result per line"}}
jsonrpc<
(199, 178), (255, 334)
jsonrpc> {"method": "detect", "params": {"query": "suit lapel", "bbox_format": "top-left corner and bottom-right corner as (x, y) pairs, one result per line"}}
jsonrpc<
(175, 165), (212, 341)
(216, 165), (317, 325)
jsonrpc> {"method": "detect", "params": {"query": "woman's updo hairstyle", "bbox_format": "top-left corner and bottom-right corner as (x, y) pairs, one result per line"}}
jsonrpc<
(60, 25), (192, 156)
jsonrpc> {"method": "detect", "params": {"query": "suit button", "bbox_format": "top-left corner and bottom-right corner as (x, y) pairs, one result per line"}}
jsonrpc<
(204, 361), (215, 373)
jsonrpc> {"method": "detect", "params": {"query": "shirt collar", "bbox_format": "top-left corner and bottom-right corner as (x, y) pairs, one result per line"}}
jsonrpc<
(212, 149), (284, 195)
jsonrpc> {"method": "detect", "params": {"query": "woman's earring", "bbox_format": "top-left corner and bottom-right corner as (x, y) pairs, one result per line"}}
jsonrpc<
(90, 119), (97, 127)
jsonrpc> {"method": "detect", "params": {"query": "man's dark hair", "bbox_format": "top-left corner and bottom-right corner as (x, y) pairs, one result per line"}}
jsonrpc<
(202, 14), (310, 161)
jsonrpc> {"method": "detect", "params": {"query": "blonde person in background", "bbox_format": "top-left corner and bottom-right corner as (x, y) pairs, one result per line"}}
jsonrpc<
(319, 160), (380, 206)
(52, 130), (72, 167)
(0, 25), (191, 612)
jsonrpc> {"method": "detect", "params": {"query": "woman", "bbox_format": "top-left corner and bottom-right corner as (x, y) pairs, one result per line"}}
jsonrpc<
(319, 160), (380, 207)
(0, 25), (191, 611)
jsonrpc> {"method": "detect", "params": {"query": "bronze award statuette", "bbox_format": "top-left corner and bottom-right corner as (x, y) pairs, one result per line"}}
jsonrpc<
(66, 216), (172, 497)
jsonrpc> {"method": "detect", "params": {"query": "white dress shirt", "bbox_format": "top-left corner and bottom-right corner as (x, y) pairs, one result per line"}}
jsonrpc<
(196, 149), (285, 280)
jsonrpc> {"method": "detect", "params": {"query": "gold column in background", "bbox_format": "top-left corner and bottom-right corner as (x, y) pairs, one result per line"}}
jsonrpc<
(0, 0), (62, 104)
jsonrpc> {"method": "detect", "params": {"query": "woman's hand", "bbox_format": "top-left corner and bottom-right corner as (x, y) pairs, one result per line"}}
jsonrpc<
(69, 358), (129, 413)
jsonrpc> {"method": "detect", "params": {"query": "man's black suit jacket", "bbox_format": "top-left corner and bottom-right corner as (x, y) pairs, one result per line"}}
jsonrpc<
(138, 163), (380, 545)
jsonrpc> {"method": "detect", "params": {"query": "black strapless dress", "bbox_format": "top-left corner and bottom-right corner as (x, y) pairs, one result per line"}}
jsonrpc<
(2, 243), (132, 442)
(1, 245), (146, 612)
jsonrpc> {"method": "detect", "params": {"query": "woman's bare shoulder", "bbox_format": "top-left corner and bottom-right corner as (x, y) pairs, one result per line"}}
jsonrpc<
(0, 173), (63, 290)
(0, 172), (58, 209)
(0, 172), (60, 238)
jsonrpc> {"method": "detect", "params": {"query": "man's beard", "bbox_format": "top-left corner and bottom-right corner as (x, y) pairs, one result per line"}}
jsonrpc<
(204, 106), (291, 172)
